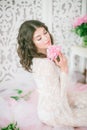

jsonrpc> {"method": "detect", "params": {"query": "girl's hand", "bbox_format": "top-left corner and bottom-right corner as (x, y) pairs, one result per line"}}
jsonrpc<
(54, 52), (68, 73)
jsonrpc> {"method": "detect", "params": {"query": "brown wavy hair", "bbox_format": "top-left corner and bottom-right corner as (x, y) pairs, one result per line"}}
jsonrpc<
(17, 20), (53, 72)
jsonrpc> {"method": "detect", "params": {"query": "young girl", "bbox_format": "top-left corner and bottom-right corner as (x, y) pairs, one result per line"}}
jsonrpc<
(17, 20), (87, 129)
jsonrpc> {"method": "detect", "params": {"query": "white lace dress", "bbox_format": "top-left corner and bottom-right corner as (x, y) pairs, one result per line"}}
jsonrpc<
(32, 58), (87, 127)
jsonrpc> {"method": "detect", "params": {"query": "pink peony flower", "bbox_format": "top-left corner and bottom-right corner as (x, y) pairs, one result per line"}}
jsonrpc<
(73, 15), (87, 28)
(47, 45), (61, 61)
(83, 15), (87, 23)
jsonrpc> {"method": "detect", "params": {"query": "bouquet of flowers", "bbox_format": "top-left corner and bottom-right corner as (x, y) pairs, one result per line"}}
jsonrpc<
(47, 45), (61, 61)
(72, 15), (87, 47)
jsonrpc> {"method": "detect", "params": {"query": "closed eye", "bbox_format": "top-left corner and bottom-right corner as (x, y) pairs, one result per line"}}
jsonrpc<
(37, 37), (42, 41)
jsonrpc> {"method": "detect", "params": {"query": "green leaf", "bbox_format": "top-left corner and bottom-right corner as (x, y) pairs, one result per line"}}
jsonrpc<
(1, 122), (20, 130)
(1, 128), (7, 130)
(15, 89), (23, 94)
(72, 23), (87, 37)
(11, 96), (20, 100)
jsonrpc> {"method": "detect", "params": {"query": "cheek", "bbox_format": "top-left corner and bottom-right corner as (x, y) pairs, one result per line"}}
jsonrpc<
(38, 43), (45, 48)
(37, 40), (44, 45)
(36, 42), (46, 49)
(34, 42), (43, 48)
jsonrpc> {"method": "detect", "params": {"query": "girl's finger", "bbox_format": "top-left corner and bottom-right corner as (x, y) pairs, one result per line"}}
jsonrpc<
(54, 58), (61, 67)
(58, 52), (63, 61)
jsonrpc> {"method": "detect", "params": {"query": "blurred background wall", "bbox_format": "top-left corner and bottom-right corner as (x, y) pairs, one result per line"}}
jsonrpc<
(0, 0), (87, 82)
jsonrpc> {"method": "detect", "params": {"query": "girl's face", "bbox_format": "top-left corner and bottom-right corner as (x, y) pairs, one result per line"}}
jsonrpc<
(33, 27), (51, 54)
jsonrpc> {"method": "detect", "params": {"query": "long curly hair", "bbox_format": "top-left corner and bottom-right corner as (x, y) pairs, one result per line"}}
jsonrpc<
(17, 20), (53, 72)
